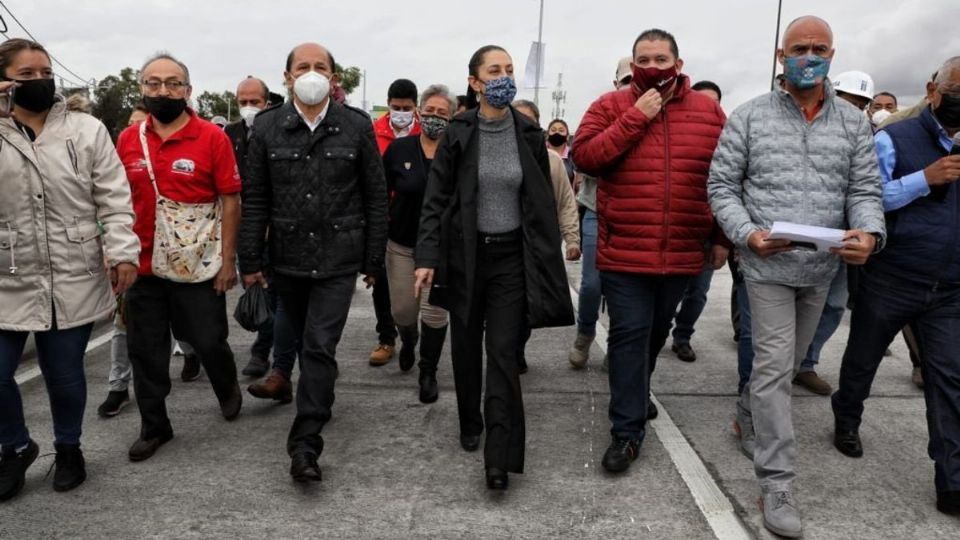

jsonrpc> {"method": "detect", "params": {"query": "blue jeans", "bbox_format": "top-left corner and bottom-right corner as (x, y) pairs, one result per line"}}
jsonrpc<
(736, 279), (754, 395)
(601, 271), (689, 441)
(271, 298), (300, 377)
(833, 264), (960, 492)
(576, 210), (603, 336)
(672, 267), (715, 344)
(800, 261), (848, 372)
(0, 321), (93, 449)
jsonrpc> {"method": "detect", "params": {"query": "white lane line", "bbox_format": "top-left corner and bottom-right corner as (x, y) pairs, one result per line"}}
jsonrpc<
(568, 285), (752, 540)
(14, 329), (114, 385)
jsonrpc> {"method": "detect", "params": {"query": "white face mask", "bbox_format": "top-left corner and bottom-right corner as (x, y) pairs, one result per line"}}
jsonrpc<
(239, 106), (261, 127)
(871, 109), (892, 126)
(293, 71), (330, 106)
(390, 109), (415, 129)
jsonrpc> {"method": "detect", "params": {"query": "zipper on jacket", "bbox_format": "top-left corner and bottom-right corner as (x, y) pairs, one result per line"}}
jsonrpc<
(4, 222), (16, 274)
(661, 107), (672, 271)
(66, 139), (80, 177)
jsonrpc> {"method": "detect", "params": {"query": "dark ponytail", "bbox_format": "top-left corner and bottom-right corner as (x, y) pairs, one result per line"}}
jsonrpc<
(465, 44), (506, 110)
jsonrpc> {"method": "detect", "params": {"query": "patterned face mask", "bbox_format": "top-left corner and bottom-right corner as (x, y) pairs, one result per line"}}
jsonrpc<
(421, 115), (449, 140)
(480, 76), (517, 109)
(783, 54), (831, 90)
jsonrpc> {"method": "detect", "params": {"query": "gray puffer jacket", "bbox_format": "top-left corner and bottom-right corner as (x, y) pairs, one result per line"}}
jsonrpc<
(707, 82), (886, 287)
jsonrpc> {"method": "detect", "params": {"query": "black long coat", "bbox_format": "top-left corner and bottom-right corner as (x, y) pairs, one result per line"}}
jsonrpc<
(415, 107), (574, 329)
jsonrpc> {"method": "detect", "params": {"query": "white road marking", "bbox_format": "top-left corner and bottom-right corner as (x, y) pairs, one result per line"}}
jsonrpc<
(14, 328), (114, 385)
(569, 285), (752, 540)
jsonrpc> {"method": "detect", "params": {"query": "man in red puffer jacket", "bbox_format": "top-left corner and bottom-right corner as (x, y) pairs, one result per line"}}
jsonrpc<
(573, 28), (728, 474)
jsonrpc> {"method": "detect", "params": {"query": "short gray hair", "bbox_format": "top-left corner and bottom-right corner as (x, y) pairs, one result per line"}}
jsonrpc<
(419, 84), (457, 114)
(140, 51), (191, 84)
(511, 99), (540, 122)
(934, 56), (960, 86)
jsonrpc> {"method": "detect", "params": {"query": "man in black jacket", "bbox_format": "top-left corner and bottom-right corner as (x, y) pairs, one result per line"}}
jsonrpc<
(238, 42), (388, 482)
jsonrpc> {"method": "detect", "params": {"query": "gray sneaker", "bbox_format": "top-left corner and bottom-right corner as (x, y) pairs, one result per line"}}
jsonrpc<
(761, 491), (802, 538)
(568, 333), (594, 369)
(733, 402), (755, 460)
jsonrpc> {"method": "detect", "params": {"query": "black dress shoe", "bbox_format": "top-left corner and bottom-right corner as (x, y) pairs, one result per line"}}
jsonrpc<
(937, 490), (960, 515)
(128, 431), (174, 462)
(52, 444), (86, 492)
(418, 373), (438, 404)
(180, 353), (202, 382)
(602, 436), (640, 473)
(647, 399), (659, 420)
(290, 453), (322, 483)
(834, 428), (863, 458)
(486, 467), (508, 490)
(220, 382), (243, 421)
(460, 434), (481, 452)
(241, 355), (270, 378)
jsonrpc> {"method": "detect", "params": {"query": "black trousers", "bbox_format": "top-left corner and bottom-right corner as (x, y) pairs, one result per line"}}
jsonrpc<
(274, 273), (356, 456)
(126, 276), (236, 440)
(450, 234), (526, 473)
(372, 268), (398, 346)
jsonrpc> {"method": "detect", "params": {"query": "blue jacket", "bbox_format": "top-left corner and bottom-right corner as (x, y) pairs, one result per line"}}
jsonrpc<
(870, 107), (960, 285)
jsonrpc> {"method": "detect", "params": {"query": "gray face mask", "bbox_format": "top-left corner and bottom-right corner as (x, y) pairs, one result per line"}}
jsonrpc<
(421, 115), (449, 140)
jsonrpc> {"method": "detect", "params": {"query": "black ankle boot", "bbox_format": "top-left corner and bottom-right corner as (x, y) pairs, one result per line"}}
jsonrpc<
(486, 467), (508, 490)
(419, 372), (438, 404)
(53, 443), (86, 492)
(418, 323), (447, 373)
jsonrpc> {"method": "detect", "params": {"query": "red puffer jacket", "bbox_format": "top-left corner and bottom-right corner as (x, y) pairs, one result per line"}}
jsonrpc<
(573, 75), (727, 275)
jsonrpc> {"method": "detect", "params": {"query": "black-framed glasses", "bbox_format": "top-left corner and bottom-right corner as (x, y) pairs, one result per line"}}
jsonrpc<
(141, 79), (189, 92)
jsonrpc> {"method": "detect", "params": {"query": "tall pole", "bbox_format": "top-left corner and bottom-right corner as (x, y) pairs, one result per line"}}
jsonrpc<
(534, 0), (544, 106)
(770, 0), (783, 90)
(362, 68), (368, 113)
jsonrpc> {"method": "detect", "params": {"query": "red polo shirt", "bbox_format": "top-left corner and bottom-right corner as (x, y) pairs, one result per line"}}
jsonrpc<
(116, 110), (241, 275)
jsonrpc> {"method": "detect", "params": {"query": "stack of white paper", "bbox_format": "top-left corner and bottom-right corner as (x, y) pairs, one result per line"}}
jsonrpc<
(767, 221), (846, 252)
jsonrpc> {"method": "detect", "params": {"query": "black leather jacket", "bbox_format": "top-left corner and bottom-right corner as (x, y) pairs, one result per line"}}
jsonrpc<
(238, 101), (387, 279)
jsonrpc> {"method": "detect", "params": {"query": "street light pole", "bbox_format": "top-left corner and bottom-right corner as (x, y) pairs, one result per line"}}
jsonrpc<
(770, 0), (783, 91)
(534, 0), (544, 107)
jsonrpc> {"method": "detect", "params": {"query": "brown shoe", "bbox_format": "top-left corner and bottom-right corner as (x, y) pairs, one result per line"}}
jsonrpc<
(792, 371), (832, 395)
(368, 344), (395, 366)
(911, 367), (924, 389)
(247, 370), (293, 403)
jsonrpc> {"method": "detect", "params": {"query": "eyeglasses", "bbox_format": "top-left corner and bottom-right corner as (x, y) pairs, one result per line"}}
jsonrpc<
(141, 79), (190, 92)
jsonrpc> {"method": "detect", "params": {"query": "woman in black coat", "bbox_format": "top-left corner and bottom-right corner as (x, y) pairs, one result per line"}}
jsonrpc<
(414, 45), (573, 490)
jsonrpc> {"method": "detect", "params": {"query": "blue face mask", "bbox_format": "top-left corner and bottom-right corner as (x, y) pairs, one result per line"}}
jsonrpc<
(481, 76), (517, 109)
(783, 54), (831, 90)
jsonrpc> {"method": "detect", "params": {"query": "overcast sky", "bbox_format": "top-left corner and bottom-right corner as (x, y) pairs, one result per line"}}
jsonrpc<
(3, 0), (958, 129)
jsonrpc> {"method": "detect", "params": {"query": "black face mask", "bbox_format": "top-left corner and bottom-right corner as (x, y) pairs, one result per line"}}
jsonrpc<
(547, 132), (567, 147)
(143, 96), (188, 124)
(9, 78), (56, 113)
(934, 93), (960, 130)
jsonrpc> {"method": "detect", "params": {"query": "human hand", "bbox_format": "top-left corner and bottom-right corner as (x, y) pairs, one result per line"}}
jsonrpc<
(830, 229), (877, 265)
(213, 261), (238, 295)
(747, 230), (794, 258)
(633, 88), (663, 119)
(923, 155), (960, 186)
(709, 244), (729, 270)
(414, 268), (434, 298)
(111, 263), (138, 295)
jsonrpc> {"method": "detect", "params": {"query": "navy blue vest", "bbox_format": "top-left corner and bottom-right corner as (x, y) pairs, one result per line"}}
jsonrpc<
(869, 107), (959, 284)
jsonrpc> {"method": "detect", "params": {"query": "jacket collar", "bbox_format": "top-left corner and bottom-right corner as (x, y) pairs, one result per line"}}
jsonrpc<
(446, 106), (540, 150)
(279, 99), (345, 136)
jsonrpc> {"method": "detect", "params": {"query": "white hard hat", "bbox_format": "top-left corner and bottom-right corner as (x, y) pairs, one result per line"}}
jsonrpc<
(833, 71), (875, 100)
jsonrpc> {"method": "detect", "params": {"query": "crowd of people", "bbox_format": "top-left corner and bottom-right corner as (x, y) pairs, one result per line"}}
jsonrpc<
(0, 13), (959, 538)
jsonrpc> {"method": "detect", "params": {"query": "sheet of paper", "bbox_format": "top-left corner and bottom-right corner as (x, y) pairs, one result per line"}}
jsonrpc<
(767, 221), (847, 252)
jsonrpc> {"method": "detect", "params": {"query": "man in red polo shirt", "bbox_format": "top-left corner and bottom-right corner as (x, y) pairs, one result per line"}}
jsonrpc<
(116, 52), (242, 462)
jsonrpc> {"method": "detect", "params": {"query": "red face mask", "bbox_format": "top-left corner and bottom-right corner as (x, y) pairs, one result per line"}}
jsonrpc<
(631, 64), (678, 96)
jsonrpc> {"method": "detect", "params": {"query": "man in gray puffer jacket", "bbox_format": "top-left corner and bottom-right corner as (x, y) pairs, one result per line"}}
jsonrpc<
(707, 15), (886, 539)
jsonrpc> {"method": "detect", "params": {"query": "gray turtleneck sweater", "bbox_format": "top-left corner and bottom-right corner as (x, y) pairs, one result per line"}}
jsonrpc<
(477, 111), (523, 234)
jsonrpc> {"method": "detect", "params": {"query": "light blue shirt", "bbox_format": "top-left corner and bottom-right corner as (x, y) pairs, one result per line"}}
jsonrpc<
(874, 121), (954, 212)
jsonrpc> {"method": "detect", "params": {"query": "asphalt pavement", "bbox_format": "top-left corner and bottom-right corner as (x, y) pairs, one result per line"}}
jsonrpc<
(1, 263), (956, 539)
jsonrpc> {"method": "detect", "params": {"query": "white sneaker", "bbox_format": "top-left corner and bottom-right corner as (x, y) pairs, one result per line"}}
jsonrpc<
(761, 491), (802, 538)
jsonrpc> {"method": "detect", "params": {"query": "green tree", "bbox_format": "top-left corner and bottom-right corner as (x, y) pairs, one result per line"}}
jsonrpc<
(335, 64), (362, 96)
(92, 67), (142, 141)
(196, 90), (237, 121)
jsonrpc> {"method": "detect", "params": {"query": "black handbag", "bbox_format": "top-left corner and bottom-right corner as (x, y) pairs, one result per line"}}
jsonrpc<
(233, 284), (274, 331)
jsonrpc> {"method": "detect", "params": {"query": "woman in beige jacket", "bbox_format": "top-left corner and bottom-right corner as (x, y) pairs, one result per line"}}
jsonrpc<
(0, 38), (139, 501)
